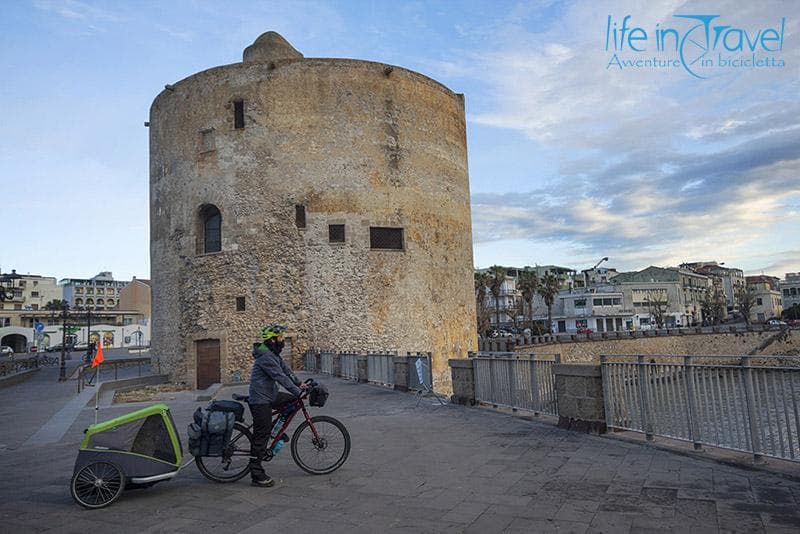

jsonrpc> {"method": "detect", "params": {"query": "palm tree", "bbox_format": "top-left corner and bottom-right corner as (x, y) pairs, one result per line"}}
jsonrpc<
(538, 272), (560, 333)
(517, 269), (539, 332)
(474, 271), (492, 336)
(487, 265), (508, 331)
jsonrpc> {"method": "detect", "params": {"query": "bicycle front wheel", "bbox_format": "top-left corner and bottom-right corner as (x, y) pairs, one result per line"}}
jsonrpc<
(196, 423), (253, 483)
(290, 415), (350, 475)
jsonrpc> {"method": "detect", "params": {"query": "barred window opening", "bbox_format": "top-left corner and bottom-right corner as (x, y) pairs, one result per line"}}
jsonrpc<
(329, 224), (345, 243)
(369, 227), (403, 250)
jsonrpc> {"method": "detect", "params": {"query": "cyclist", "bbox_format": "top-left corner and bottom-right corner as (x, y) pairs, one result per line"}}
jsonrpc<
(248, 324), (307, 487)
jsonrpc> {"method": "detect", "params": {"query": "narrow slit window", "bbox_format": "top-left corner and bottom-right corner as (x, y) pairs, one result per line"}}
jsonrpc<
(295, 205), (306, 229)
(233, 100), (245, 129)
(200, 204), (222, 253)
(369, 227), (403, 250)
(329, 224), (345, 243)
(235, 297), (246, 311)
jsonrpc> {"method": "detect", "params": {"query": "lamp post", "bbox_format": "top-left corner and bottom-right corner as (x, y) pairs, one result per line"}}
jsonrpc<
(58, 303), (70, 381)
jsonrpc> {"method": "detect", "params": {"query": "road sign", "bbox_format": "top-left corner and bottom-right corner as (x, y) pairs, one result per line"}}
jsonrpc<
(35, 322), (44, 332)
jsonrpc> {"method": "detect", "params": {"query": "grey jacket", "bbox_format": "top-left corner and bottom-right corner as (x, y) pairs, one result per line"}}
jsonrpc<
(248, 345), (302, 404)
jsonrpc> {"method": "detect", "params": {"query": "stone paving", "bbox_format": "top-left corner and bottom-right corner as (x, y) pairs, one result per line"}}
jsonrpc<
(2, 371), (800, 533)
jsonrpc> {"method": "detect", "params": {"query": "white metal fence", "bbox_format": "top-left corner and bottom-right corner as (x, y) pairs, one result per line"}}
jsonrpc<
(601, 354), (800, 462)
(319, 351), (335, 375)
(367, 352), (395, 387)
(340, 352), (359, 381)
(471, 352), (561, 416)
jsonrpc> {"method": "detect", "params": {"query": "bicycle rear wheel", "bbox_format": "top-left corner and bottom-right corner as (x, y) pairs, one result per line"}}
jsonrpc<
(290, 415), (350, 475)
(196, 423), (253, 483)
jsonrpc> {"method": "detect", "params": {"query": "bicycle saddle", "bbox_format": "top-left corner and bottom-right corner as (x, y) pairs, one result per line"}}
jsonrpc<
(232, 393), (249, 402)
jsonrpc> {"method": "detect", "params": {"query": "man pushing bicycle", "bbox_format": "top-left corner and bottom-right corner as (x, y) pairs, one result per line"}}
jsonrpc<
(248, 324), (309, 487)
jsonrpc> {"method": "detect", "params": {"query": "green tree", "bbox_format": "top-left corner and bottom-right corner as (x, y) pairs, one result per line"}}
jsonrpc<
(487, 265), (508, 331)
(474, 271), (492, 336)
(735, 286), (755, 326)
(538, 272), (560, 334)
(517, 269), (540, 332)
(44, 299), (69, 311)
(701, 286), (726, 325)
(643, 289), (669, 329)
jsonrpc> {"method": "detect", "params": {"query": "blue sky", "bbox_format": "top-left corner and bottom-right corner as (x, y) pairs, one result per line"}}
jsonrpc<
(1, 0), (798, 282)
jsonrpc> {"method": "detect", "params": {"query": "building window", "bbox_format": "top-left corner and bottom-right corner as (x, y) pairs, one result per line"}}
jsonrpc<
(295, 205), (306, 229)
(233, 100), (245, 129)
(370, 227), (403, 250)
(32, 304), (39, 311)
(200, 204), (222, 253)
(574, 299), (586, 308)
(31, 291), (39, 297)
(200, 128), (215, 152)
(329, 224), (345, 243)
(757, 298), (763, 305)
(236, 297), (246, 311)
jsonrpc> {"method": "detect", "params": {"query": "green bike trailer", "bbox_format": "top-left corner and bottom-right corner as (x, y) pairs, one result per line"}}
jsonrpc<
(71, 403), (183, 508)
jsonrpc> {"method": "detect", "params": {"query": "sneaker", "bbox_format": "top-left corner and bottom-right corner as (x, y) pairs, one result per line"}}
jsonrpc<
(251, 471), (275, 488)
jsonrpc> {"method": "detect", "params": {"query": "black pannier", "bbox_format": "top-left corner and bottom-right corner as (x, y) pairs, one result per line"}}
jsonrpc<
(207, 400), (245, 422)
(187, 405), (236, 457)
(309, 384), (329, 407)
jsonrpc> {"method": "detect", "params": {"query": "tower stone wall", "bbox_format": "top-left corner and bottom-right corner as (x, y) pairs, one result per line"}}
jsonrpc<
(149, 32), (477, 392)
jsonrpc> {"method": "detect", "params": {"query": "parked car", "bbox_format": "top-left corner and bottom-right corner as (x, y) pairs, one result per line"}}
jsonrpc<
(0, 346), (13, 357)
(73, 342), (89, 351)
(768, 319), (788, 326)
(788, 319), (800, 327)
(577, 327), (594, 335)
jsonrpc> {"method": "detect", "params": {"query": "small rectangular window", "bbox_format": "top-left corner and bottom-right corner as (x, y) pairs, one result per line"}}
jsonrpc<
(329, 224), (345, 243)
(236, 297), (246, 311)
(200, 128), (215, 152)
(295, 205), (306, 229)
(234, 100), (245, 129)
(370, 227), (403, 250)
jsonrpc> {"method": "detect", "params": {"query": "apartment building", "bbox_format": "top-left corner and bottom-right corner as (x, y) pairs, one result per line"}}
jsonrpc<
(779, 273), (800, 313)
(0, 270), (62, 326)
(611, 266), (712, 328)
(746, 275), (783, 323)
(59, 272), (129, 310)
(681, 261), (745, 314)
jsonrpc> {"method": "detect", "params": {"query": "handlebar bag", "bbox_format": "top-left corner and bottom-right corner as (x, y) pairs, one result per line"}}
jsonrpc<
(309, 384), (329, 407)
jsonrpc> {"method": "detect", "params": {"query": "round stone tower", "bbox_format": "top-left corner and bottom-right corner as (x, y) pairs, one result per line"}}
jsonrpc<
(149, 32), (476, 392)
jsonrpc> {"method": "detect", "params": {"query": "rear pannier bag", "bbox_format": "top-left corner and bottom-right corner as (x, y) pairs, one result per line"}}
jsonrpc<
(207, 400), (245, 422)
(187, 405), (236, 457)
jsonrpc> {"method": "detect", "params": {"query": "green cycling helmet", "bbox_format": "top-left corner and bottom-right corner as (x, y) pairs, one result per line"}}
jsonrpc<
(261, 324), (287, 340)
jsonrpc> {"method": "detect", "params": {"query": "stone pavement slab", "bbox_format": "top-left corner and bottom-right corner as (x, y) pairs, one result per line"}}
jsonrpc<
(2, 372), (800, 533)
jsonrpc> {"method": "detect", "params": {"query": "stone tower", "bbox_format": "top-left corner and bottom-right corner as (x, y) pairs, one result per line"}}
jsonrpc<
(149, 32), (476, 392)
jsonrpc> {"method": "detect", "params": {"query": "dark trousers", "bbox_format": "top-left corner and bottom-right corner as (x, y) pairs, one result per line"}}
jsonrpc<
(249, 393), (296, 470)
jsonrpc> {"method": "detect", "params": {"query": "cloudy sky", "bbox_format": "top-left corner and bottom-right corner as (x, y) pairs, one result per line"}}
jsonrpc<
(1, 0), (798, 281)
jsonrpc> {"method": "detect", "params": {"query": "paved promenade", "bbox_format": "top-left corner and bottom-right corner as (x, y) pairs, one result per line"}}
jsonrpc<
(2, 371), (800, 533)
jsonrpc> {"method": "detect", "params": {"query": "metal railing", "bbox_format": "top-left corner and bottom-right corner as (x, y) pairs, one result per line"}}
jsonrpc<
(0, 356), (40, 377)
(340, 352), (359, 381)
(601, 354), (800, 463)
(471, 352), (561, 416)
(319, 351), (335, 375)
(303, 351), (317, 372)
(77, 357), (152, 393)
(367, 352), (395, 387)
